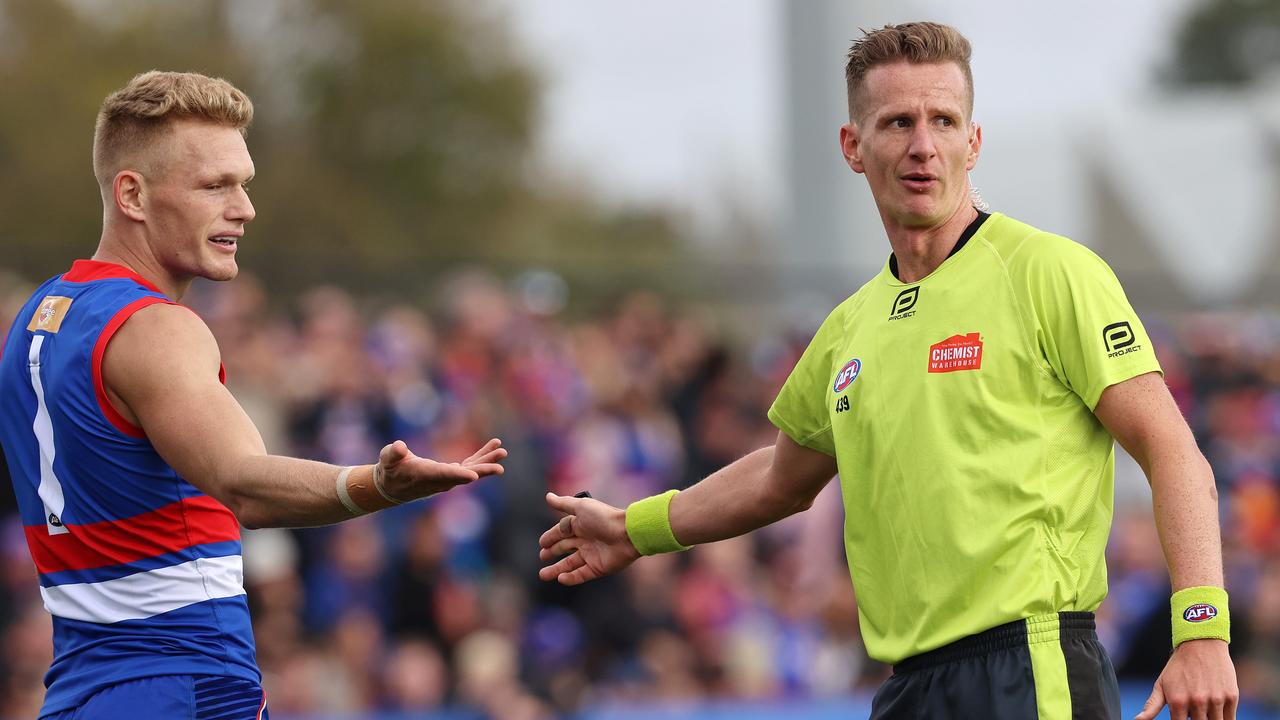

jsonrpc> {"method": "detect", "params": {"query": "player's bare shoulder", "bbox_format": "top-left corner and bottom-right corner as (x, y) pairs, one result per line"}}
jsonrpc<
(102, 302), (223, 407)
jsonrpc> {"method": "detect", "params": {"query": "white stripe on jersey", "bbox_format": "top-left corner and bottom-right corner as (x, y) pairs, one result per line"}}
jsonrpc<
(40, 554), (246, 624)
(28, 334), (69, 536)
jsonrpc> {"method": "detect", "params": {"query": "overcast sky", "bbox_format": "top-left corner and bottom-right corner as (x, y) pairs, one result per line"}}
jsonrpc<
(503, 0), (1200, 228)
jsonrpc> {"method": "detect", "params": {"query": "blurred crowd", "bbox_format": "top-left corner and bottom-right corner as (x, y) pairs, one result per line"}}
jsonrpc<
(0, 267), (1277, 718)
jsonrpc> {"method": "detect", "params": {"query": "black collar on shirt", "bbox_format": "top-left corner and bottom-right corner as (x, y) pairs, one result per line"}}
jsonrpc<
(889, 209), (991, 281)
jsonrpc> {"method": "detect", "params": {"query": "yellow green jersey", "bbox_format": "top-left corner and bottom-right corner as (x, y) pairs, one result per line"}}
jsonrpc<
(768, 212), (1161, 664)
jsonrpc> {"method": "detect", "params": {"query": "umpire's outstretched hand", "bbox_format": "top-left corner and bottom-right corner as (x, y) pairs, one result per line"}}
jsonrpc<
(538, 493), (640, 586)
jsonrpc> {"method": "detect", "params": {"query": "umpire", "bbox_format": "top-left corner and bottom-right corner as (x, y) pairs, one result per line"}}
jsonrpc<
(538, 22), (1238, 720)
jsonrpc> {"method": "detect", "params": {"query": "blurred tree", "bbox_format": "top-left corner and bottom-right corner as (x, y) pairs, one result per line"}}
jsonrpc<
(0, 0), (692, 301)
(1163, 0), (1280, 87)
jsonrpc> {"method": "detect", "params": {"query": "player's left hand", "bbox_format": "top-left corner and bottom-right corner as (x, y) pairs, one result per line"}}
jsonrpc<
(378, 438), (507, 501)
(1134, 638), (1237, 720)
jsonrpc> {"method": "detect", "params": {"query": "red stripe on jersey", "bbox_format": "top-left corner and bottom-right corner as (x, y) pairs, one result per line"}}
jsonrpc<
(24, 495), (240, 574)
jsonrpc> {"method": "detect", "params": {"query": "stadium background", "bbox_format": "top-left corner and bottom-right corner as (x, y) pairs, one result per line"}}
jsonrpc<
(1, 0), (1277, 717)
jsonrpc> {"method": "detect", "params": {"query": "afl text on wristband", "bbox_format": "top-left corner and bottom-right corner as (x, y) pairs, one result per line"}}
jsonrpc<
(1170, 585), (1230, 647)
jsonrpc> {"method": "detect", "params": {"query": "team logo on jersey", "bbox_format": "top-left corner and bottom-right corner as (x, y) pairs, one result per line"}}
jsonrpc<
(833, 358), (862, 392)
(889, 287), (919, 321)
(1183, 603), (1217, 623)
(26, 296), (73, 333)
(1103, 321), (1142, 358)
(928, 333), (983, 373)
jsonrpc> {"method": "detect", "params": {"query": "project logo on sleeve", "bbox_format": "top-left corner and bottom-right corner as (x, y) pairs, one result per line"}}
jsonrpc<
(1183, 603), (1218, 623)
(928, 333), (983, 373)
(1103, 321), (1142, 358)
(833, 358), (862, 392)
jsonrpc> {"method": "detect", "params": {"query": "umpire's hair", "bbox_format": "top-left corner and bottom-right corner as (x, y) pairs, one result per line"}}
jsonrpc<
(844, 22), (973, 122)
(92, 71), (254, 189)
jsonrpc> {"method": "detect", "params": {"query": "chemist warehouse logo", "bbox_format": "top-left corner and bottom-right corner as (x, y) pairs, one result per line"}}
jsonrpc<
(1103, 321), (1142, 358)
(928, 333), (983, 373)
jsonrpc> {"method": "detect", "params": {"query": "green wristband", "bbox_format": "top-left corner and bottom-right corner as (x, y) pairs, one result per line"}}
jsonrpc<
(1171, 586), (1230, 648)
(625, 490), (692, 556)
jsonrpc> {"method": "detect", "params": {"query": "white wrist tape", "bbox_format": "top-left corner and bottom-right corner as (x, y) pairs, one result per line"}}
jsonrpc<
(372, 463), (405, 505)
(335, 466), (368, 516)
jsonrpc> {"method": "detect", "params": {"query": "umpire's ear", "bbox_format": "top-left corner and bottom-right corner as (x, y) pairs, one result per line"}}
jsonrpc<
(840, 123), (865, 174)
(966, 122), (982, 171)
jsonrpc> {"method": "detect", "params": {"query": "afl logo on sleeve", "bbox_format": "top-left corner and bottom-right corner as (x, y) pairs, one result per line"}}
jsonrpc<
(1183, 603), (1218, 623)
(833, 358), (862, 392)
(1103, 321), (1143, 358)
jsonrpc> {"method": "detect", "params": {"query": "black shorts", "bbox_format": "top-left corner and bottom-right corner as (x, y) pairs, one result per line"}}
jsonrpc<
(870, 611), (1120, 720)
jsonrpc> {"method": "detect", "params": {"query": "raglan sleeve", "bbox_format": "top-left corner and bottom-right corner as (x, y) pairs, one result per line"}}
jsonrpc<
(767, 310), (840, 457)
(1017, 234), (1162, 410)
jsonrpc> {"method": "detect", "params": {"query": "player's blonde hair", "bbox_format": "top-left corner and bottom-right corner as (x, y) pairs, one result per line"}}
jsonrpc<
(92, 70), (254, 188)
(844, 22), (973, 122)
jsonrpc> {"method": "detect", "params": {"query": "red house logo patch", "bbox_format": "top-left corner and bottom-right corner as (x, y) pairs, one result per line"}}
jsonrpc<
(928, 333), (983, 373)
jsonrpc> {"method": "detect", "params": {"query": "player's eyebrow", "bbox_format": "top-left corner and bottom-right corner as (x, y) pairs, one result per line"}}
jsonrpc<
(205, 171), (254, 185)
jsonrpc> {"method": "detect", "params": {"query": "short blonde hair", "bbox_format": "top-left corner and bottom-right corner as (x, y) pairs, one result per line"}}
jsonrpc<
(844, 22), (973, 122)
(92, 70), (253, 187)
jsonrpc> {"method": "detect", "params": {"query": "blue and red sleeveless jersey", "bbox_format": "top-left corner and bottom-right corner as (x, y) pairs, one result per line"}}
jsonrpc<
(0, 260), (259, 714)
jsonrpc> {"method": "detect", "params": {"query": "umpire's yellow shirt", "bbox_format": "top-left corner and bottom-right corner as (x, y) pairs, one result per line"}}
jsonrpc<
(768, 212), (1161, 664)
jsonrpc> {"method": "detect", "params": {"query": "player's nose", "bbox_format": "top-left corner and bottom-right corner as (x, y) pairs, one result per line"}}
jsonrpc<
(229, 187), (256, 223)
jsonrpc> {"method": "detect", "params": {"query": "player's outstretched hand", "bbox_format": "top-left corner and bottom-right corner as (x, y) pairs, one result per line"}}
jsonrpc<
(378, 438), (507, 501)
(1134, 638), (1237, 720)
(538, 493), (640, 586)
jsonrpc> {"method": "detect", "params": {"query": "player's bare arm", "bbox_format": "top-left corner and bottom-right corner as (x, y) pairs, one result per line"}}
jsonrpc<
(538, 431), (836, 586)
(103, 302), (507, 528)
(1094, 371), (1239, 720)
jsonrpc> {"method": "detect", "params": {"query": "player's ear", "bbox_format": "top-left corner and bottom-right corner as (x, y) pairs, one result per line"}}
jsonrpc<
(114, 171), (146, 222)
(840, 122), (865, 174)
(966, 122), (982, 171)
